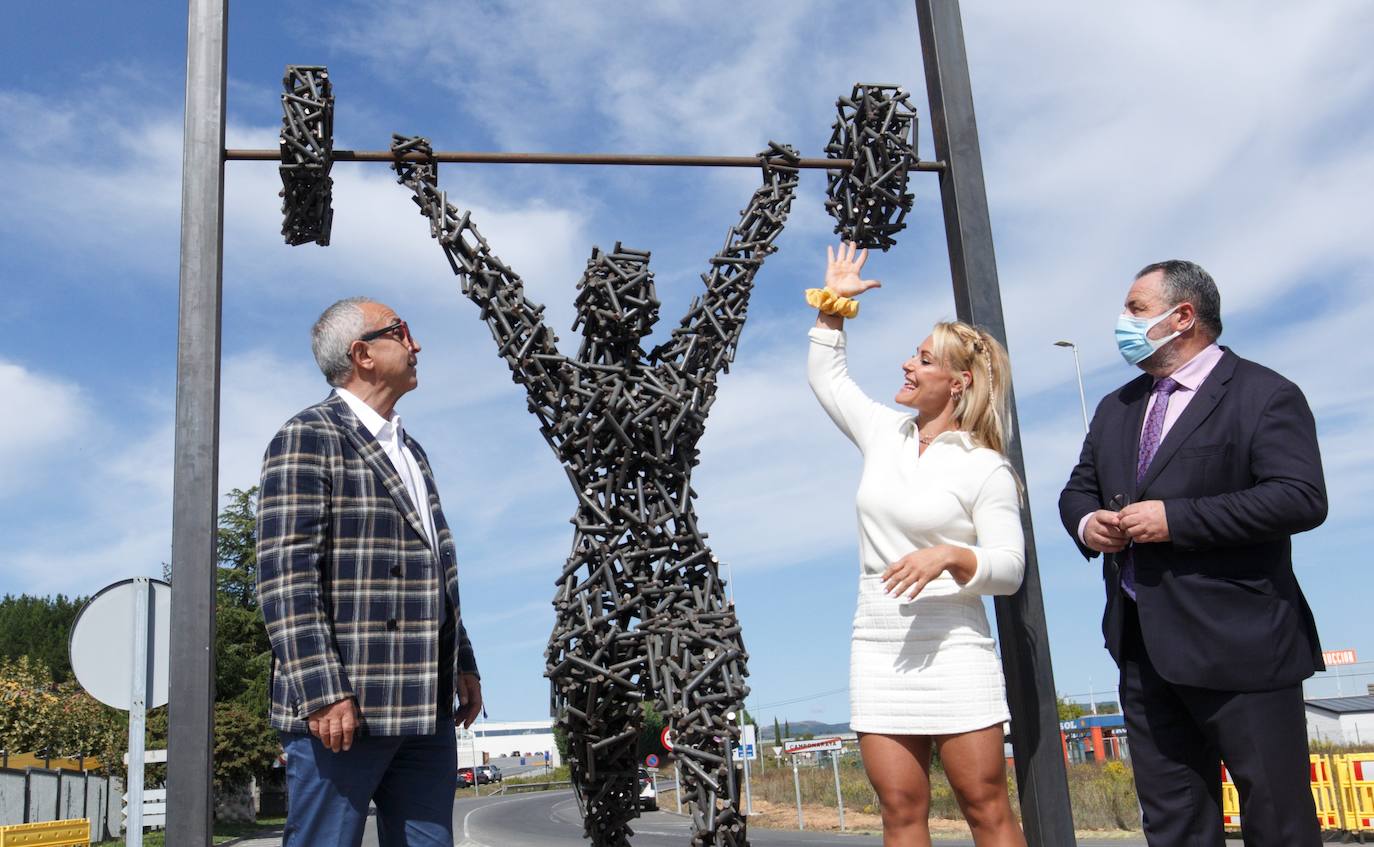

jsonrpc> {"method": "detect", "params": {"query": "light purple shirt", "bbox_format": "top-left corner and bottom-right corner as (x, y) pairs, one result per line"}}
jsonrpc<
(1076, 343), (1225, 545)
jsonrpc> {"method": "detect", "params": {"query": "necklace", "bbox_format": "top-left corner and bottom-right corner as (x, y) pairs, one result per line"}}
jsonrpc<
(918, 426), (956, 446)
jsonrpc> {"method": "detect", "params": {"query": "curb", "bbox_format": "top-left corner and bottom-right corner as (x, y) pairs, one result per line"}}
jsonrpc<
(218, 828), (285, 846)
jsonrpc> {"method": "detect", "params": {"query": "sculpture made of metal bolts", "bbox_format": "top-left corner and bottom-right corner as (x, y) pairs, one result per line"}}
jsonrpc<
(391, 133), (799, 847)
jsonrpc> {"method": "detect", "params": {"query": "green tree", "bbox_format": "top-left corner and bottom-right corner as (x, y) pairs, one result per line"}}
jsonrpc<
(637, 701), (667, 758)
(211, 486), (276, 796)
(0, 656), (123, 773)
(1057, 696), (1088, 721)
(0, 594), (86, 682)
(772, 717), (782, 745)
(553, 721), (570, 762)
(217, 487), (260, 610)
(783, 720), (791, 740)
(211, 702), (280, 791)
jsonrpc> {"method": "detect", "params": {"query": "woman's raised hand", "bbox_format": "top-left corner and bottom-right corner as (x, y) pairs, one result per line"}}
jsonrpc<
(825, 242), (882, 298)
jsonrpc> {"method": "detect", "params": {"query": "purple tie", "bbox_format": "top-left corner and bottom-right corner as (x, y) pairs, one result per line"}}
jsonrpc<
(1121, 377), (1181, 598)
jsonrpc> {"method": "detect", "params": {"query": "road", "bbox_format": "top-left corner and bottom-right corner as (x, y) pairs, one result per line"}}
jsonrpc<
(236, 786), (1246, 846)
(450, 788), (1245, 847)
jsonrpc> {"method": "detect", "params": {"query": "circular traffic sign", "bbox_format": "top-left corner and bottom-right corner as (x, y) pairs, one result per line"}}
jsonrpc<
(645, 754), (660, 768)
(660, 727), (674, 752)
(69, 578), (172, 710)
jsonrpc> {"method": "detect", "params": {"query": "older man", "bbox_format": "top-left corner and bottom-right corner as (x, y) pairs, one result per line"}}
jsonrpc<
(257, 297), (480, 847)
(1059, 261), (1326, 846)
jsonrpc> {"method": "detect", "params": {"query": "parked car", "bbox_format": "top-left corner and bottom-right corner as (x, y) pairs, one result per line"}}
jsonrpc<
(476, 764), (503, 783)
(638, 768), (657, 811)
(458, 767), (477, 787)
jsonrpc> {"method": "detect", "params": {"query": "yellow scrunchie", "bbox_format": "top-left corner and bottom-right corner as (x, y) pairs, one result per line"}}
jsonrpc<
(805, 288), (860, 319)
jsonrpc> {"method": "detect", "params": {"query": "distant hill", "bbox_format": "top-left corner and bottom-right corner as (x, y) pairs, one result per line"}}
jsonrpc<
(759, 720), (850, 741)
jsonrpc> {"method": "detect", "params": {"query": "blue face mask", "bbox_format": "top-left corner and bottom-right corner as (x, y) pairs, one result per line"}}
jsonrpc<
(1115, 305), (1182, 366)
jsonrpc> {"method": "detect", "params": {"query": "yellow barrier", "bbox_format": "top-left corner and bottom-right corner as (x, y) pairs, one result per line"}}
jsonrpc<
(0, 818), (90, 847)
(1311, 754), (1343, 830)
(0, 753), (99, 773)
(1334, 753), (1374, 834)
(1221, 752), (1374, 836)
(1220, 762), (1241, 831)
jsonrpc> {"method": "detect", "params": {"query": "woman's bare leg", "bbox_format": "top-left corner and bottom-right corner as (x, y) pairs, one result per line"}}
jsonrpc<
(937, 724), (1026, 846)
(859, 732), (934, 847)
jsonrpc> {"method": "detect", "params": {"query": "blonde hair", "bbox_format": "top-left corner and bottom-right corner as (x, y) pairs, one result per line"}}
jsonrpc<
(929, 321), (1013, 456)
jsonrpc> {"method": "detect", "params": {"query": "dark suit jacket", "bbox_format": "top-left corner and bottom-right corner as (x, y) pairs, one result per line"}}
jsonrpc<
(1059, 348), (1326, 692)
(257, 392), (477, 736)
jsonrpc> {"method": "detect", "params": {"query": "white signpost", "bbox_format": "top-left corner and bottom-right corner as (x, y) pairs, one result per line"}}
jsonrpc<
(70, 578), (172, 847)
(784, 737), (848, 832)
(732, 720), (755, 815)
(1324, 649), (1359, 695)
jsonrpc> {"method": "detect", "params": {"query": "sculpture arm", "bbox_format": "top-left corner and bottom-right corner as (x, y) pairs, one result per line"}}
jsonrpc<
(650, 144), (800, 403)
(391, 134), (573, 428)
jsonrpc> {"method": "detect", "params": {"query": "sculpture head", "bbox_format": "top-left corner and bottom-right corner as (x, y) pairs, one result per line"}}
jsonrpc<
(573, 243), (660, 359)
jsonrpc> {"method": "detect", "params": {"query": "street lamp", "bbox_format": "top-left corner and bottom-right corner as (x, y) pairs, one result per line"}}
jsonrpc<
(1053, 340), (1090, 434)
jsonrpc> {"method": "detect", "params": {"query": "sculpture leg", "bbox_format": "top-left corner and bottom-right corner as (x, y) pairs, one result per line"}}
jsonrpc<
(549, 557), (648, 847)
(651, 571), (750, 847)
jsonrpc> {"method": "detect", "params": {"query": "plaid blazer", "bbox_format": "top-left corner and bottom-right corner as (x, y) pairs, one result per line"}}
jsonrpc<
(256, 392), (477, 736)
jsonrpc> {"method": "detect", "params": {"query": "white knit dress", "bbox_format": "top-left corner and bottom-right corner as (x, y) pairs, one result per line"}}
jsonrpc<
(808, 327), (1025, 736)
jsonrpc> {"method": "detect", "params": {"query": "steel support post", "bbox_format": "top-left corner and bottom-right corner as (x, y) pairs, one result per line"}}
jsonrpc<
(166, 0), (227, 844)
(914, 2), (1076, 844)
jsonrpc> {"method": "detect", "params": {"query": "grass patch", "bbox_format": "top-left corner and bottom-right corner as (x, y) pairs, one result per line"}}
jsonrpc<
(95, 816), (286, 846)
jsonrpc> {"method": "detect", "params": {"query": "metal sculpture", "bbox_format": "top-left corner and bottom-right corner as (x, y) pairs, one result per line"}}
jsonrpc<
(824, 83), (919, 250)
(391, 133), (800, 847)
(278, 65), (334, 246)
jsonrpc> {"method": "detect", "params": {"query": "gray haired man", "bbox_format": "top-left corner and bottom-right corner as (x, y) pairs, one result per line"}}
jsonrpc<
(257, 297), (480, 846)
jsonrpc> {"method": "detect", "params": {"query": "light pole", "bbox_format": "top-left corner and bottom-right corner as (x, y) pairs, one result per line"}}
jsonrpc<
(1053, 340), (1090, 434)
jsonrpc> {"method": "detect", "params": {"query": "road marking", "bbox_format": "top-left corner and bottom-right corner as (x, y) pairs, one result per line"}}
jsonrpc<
(461, 789), (572, 844)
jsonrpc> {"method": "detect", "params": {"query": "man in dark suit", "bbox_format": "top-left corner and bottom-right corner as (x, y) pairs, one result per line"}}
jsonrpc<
(1059, 260), (1326, 846)
(257, 297), (480, 846)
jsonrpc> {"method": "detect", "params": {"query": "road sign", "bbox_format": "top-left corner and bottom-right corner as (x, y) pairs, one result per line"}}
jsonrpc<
(72, 577), (170, 847)
(732, 724), (757, 761)
(660, 727), (674, 751)
(121, 789), (168, 828)
(645, 754), (660, 768)
(1324, 649), (1358, 666)
(784, 737), (843, 755)
(70, 579), (172, 711)
(123, 749), (168, 765)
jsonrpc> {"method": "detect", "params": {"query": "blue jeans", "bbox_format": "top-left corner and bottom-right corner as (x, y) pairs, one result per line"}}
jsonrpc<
(280, 727), (457, 847)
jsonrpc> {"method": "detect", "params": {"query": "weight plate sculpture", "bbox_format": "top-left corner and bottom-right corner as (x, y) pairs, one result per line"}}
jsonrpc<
(278, 65), (334, 246)
(391, 133), (799, 846)
(824, 83), (919, 250)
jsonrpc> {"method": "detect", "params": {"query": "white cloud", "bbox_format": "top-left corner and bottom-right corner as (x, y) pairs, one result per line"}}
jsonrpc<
(0, 362), (88, 499)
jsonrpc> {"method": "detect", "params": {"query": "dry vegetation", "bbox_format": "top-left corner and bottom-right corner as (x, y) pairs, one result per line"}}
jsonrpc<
(659, 755), (1143, 834)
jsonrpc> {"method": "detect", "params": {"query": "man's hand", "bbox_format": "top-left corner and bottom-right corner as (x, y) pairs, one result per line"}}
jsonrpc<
(455, 673), (483, 729)
(1083, 510), (1130, 553)
(1118, 500), (1170, 544)
(307, 698), (357, 753)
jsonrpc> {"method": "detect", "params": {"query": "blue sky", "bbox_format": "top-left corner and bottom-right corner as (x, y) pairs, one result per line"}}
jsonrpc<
(3, 2), (1373, 726)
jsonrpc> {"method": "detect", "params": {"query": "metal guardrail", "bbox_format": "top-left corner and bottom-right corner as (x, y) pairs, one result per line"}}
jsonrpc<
(501, 780), (573, 794)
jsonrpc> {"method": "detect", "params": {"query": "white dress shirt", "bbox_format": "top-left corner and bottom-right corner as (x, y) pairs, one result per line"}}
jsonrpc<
(1076, 343), (1225, 543)
(336, 387), (445, 623)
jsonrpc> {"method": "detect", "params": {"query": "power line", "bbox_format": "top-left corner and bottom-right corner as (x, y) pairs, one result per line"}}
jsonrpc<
(750, 686), (849, 712)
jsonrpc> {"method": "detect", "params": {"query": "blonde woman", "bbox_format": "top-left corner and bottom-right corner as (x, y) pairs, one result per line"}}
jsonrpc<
(807, 243), (1026, 847)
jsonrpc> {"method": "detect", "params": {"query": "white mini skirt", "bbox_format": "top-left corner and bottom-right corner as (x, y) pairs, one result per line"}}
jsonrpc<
(849, 574), (1010, 736)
